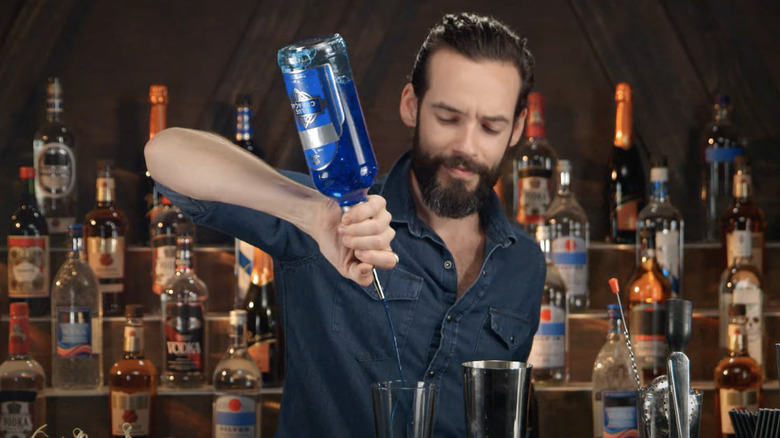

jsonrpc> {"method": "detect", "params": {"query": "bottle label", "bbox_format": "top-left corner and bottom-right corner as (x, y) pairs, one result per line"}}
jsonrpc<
(214, 394), (257, 437)
(35, 142), (76, 199)
(96, 177), (114, 202)
(235, 239), (255, 302)
(56, 307), (92, 357)
(732, 287), (763, 366)
(248, 340), (274, 373)
(87, 236), (125, 294)
(629, 305), (667, 376)
(705, 146), (743, 163)
(551, 236), (587, 299)
(164, 303), (205, 373)
(602, 390), (638, 438)
(151, 241), (176, 295)
(719, 388), (758, 434)
(527, 305), (565, 369)
(654, 230), (680, 295)
(111, 390), (151, 436)
(516, 176), (551, 225)
(615, 199), (640, 232)
(9, 314), (31, 355)
(726, 231), (763, 272)
(0, 392), (36, 436)
(45, 217), (76, 235)
(282, 64), (343, 170)
(7, 236), (50, 298)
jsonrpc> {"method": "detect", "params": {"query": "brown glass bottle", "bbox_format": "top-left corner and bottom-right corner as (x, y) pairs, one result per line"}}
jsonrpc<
(714, 304), (761, 438)
(86, 160), (127, 316)
(139, 85), (168, 244)
(245, 247), (285, 387)
(109, 305), (157, 438)
(720, 156), (765, 274)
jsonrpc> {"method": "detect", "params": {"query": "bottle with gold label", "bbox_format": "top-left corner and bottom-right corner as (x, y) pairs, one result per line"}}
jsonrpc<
(245, 248), (285, 387)
(86, 160), (127, 316)
(720, 156), (765, 274)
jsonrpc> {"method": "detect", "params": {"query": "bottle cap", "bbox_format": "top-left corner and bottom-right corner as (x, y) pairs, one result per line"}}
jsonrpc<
(18, 166), (35, 180)
(729, 303), (747, 317)
(149, 85), (169, 105)
(9, 302), (29, 317)
(229, 309), (247, 326)
(126, 305), (144, 319)
(715, 94), (730, 106)
(650, 166), (669, 183)
(615, 83), (632, 101)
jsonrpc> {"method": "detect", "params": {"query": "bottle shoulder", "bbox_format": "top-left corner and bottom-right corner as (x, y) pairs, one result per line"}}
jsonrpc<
(163, 273), (209, 299)
(719, 265), (763, 289)
(9, 208), (48, 235)
(34, 121), (75, 145)
(110, 357), (158, 376)
(0, 357), (46, 380)
(546, 196), (588, 224)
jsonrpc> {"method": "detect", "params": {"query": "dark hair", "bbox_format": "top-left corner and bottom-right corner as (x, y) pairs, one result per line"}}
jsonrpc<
(409, 12), (535, 119)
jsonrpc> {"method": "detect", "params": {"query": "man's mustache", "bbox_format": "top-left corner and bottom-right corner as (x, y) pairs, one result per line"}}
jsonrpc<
(439, 155), (488, 175)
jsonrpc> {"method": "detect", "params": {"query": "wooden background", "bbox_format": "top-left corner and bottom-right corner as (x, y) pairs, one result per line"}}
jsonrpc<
(1, 0), (779, 244)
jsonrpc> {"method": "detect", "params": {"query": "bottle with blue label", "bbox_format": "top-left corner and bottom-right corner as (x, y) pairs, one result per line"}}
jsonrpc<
(277, 34), (378, 208)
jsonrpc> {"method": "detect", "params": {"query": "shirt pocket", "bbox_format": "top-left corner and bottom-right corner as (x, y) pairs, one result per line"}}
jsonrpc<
(475, 307), (534, 356)
(331, 267), (423, 362)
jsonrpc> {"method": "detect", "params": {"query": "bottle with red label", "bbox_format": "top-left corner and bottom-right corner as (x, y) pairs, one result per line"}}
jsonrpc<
(109, 305), (157, 438)
(244, 248), (284, 386)
(161, 235), (207, 388)
(8, 166), (50, 316)
(0, 303), (46, 437)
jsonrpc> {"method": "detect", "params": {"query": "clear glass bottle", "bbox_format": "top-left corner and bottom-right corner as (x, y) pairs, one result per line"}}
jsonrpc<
(636, 160), (684, 297)
(32, 77), (77, 245)
(718, 229), (764, 370)
(0, 302), (46, 437)
(109, 305), (157, 438)
(213, 309), (262, 438)
(702, 95), (744, 242)
(527, 225), (567, 384)
(714, 304), (762, 438)
(720, 156), (765, 275)
(545, 159), (589, 312)
(245, 248), (284, 387)
(591, 304), (636, 438)
(51, 224), (103, 389)
(149, 197), (195, 314)
(161, 235), (207, 388)
(86, 160), (127, 317)
(8, 166), (50, 316)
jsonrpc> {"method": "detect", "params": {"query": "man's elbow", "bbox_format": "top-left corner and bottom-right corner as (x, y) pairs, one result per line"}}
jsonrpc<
(144, 127), (186, 176)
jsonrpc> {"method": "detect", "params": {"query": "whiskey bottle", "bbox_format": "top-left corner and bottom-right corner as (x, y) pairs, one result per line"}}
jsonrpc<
(149, 197), (195, 313)
(245, 248), (284, 386)
(720, 156), (765, 274)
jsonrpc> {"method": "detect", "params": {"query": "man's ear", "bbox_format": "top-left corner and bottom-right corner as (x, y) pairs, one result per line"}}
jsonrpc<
(399, 83), (418, 128)
(508, 108), (527, 147)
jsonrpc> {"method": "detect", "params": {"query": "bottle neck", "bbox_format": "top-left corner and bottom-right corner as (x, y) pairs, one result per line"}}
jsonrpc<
(176, 243), (194, 274)
(235, 105), (254, 142)
(730, 231), (753, 266)
(46, 92), (63, 123)
(613, 99), (633, 149)
(149, 103), (167, 140)
(69, 236), (85, 260)
(727, 320), (748, 355)
(96, 176), (116, 204)
(649, 180), (669, 203)
(8, 314), (31, 356)
(21, 177), (37, 206)
(229, 321), (248, 351)
(526, 103), (546, 138)
(557, 169), (571, 196)
(123, 320), (145, 357)
(714, 105), (730, 124)
(607, 316), (623, 338)
(733, 173), (752, 200)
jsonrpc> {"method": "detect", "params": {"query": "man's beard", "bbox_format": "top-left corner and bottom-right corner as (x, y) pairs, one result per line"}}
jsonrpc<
(410, 126), (503, 219)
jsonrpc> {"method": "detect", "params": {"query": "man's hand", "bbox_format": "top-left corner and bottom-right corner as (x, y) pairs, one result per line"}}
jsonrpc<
(310, 195), (397, 286)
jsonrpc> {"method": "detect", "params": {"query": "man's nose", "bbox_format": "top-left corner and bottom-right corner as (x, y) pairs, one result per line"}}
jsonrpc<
(452, 122), (480, 157)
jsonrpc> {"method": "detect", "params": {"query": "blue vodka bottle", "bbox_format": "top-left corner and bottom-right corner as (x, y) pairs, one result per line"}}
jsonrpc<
(278, 34), (378, 208)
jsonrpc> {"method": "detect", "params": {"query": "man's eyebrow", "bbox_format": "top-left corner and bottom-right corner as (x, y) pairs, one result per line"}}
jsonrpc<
(431, 102), (510, 124)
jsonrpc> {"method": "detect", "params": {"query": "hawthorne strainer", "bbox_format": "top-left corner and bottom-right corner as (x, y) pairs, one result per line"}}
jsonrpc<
(637, 375), (702, 438)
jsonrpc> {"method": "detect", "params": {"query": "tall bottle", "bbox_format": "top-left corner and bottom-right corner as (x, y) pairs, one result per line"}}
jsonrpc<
(32, 77), (77, 246)
(149, 197), (195, 314)
(86, 160), (127, 317)
(626, 231), (671, 385)
(0, 303), (46, 437)
(245, 248), (284, 387)
(161, 235), (207, 388)
(109, 305), (157, 438)
(234, 94), (262, 159)
(702, 95), (744, 242)
(527, 225), (567, 384)
(591, 304), (636, 438)
(145, 85), (168, 222)
(720, 156), (765, 274)
(718, 229), (764, 369)
(636, 160), (684, 297)
(8, 166), (50, 316)
(607, 83), (645, 244)
(714, 304), (761, 438)
(213, 309), (262, 438)
(545, 159), (589, 313)
(51, 224), (102, 389)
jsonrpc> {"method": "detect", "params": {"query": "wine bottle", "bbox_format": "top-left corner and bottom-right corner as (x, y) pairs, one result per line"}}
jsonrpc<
(245, 248), (284, 387)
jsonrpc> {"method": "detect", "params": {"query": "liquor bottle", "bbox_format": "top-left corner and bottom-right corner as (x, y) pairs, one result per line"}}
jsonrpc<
(109, 305), (157, 438)
(145, 85), (168, 220)
(626, 231), (671, 385)
(591, 305), (636, 438)
(85, 160), (128, 317)
(714, 304), (762, 438)
(245, 248), (284, 386)
(545, 159), (589, 313)
(0, 303), (46, 437)
(500, 92), (557, 233)
(8, 166), (50, 316)
(720, 156), (765, 275)
(527, 225), (566, 384)
(213, 309), (262, 438)
(149, 197), (195, 313)
(32, 77), (77, 246)
(702, 95), (744, 242)
(607, 83), (645, 244)
(161, 235), (207, 388)
(636, 160), (684, 297)
(718, 230), (764, 369)
(235, 94), (262, 159)
(51, 224), (103, 389)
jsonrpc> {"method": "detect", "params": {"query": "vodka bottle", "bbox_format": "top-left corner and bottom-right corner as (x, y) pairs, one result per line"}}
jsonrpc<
(245, 248), (284, 386)
(0, 303), (46, 437)
(528, 225), (567, 384)
(51, 224), (103, 389)
(161, 235), (207, 388)
(8, 166), (50, 316)
(545, 159), (589, 312)
(720, 156), (765, 274)
(591, 305), (636, 438)
(636, 160), (684, 297)
(33, 77), (77, 246)
(149, 197), (195, 313)
(213, 310), (262, 438)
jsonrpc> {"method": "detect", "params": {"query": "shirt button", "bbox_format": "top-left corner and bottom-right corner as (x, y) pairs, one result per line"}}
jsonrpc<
(428, 371), (435, 378)
(444, 260), (453, 269)
(446, 315), (452, 322)
(482, 270), (487, 276)
(510, 335), (515, 343)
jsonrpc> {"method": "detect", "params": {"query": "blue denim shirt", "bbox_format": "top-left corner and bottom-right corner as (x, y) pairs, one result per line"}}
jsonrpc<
(158, 151), (545, 437)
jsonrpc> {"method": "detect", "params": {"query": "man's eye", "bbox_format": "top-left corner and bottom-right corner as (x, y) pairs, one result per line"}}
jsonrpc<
(437, 116), (457, 124)
(483, 124), (500, 134)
